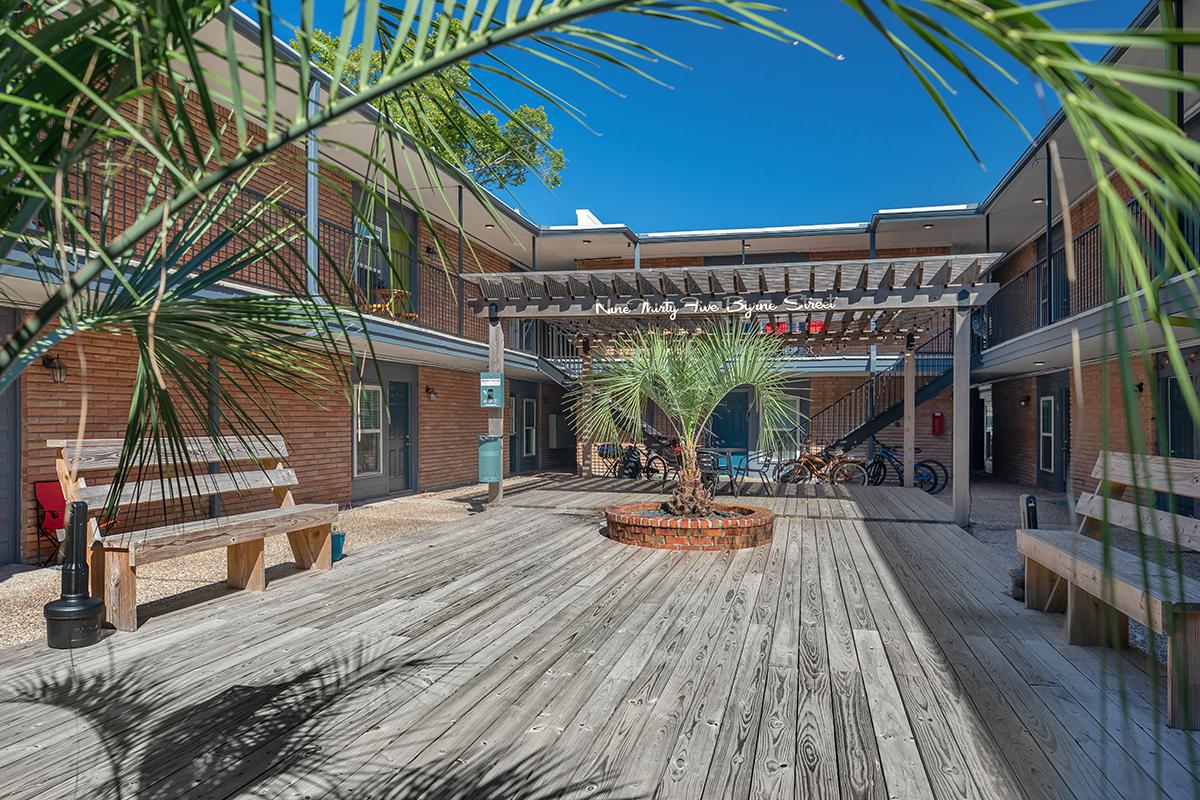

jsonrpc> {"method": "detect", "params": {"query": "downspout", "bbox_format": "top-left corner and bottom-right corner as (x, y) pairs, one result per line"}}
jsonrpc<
(531, 234), (537, 271)
(1044, 143), (1053, 325)
(634, 240), (641, 270)
(305, 78), (320, 297)
(457, 185), (465, 336)
(740, 238), (746, 265)
(208, 355), (220, 518)
(984, 213), (991, 252)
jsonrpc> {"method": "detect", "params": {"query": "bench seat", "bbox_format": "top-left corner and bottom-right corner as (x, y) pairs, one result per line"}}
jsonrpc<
(1017, 527), (1200, 633)
(95, 503), (339, 566)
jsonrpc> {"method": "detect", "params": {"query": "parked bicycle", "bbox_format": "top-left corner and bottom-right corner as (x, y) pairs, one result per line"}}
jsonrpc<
(773, 447), (869, 485)
(863, 436), (947, 494)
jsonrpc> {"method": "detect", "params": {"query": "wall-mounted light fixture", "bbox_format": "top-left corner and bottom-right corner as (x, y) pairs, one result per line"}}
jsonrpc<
(42, 355), (67, 384)
(424, 245), (436, 255)
(424, 385), (438, 401)
(1136, 382), (1145, 394)
(1020, 395), (1031, 408)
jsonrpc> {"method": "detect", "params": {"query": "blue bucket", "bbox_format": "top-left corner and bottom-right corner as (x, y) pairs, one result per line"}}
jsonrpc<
(331, 531), (346, 562)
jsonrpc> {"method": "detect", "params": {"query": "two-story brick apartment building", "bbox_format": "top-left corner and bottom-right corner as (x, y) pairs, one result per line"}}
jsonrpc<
(0, 0), (1193, 565)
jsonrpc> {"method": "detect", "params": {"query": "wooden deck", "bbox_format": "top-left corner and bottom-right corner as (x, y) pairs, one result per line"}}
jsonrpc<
(504, 477), (955, 523)
(1, 481), (1197, 799)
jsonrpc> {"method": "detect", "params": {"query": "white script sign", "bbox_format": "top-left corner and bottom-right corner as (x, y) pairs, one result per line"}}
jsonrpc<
(592, 295), (838, 320)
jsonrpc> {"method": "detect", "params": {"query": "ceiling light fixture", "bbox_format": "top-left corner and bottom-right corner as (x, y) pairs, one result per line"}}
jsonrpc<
(1033, 360), (1045, 367)
(581, 239), (591, 245)
(484, 223), (495, 230)
(1032, 197), (1045, 205)
(923, 224), (934, 230)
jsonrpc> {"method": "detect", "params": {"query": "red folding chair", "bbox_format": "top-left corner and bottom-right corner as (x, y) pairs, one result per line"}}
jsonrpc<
(34, 481), (66, 566)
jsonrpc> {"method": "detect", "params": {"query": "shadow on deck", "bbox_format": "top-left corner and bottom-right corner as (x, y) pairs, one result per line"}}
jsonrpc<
(0, 479), (1194, 799)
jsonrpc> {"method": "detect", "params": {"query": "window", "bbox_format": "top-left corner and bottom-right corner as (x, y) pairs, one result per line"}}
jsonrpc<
(1039, 396), (1054, 473)
(510, 396), (517, 438)
(766, 395), (806, 457)
(354, 385), (383, 477)
(523, 398), (537, 458)
(353, 221), (385, 298)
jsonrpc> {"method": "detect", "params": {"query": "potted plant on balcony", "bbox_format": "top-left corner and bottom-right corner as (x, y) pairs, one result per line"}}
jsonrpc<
(570, 321), (795, 550)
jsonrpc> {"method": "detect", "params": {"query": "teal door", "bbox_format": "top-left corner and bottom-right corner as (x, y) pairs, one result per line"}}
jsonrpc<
(711, 391), (750, 450)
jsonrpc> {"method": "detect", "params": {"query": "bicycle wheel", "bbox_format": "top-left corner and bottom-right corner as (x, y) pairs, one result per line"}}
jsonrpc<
(865, 458), (888, 486)
(645, 454), (667, 481)
(913, 462), (938, 494)
(830, 461), (868, 485)
(920, 459), (949, 494)
(773, 459), (803, 484)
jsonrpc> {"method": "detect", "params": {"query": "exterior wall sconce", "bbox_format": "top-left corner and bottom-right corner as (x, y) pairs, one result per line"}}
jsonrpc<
(42, 355), (67, 384)
(424, 385), (438, 401)
(1136, 382), (1145, 394)
(1020, 395), (1030, 408)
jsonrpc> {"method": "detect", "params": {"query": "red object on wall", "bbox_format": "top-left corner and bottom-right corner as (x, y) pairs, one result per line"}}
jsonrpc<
(807, 320), (826, 334)
(931, 411), (945, 436)
(764, 321), (789, 334)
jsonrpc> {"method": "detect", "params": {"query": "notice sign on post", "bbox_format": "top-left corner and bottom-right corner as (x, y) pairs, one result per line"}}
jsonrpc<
(480, 372), (504, 408)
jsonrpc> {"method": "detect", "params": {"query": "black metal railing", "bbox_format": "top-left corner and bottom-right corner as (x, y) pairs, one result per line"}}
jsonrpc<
(805, 326), (953, 449)
(982, 197), (1200, 349)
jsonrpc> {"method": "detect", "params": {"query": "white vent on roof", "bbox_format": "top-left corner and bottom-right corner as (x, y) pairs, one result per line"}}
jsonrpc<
(575, 209), (603, 227)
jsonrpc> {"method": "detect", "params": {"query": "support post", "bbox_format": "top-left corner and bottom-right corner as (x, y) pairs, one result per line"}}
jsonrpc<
(903, 349), (915, 488)
(208, 355), (221, 519)
(576, 338), (593, 477)
(305, 78), (320, 298)
(487, 305), (505, 503)
(952, 303), (971, 526)
(633, 241), (641, 270)
(866, 346), (877, 462)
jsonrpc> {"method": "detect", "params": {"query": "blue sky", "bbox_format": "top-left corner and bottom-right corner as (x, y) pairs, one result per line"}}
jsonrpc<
(266, 0), (1143, 230)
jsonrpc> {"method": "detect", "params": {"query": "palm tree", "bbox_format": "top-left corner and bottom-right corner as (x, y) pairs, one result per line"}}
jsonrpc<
(571, 322), (794, 517)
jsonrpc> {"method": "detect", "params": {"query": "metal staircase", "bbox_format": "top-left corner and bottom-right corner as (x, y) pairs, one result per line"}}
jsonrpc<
(806, 326), (953, 452)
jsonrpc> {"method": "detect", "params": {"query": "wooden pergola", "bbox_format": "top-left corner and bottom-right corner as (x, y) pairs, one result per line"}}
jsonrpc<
(462, 254), (1002, 525)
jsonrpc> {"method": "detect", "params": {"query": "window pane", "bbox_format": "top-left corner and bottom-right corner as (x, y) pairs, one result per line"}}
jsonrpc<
(358, 388), (381, 431)
(357, 432), (380, 474)
(525, 428), (536, 456)
(524, 401), (536, 428)
(1040, 436), (1052, 472)
(1040, 398), (1053, 435)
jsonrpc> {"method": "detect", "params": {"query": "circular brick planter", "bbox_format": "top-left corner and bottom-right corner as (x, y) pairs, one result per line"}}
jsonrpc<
(604, 501), (775, 551)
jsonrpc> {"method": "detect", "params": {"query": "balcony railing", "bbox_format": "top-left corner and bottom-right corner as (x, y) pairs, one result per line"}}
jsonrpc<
(981, 199), (1200, 349)
(56, 145), (574, 365)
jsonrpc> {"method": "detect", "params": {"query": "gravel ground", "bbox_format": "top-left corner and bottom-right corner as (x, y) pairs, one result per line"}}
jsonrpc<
(0, 473), (564, 651)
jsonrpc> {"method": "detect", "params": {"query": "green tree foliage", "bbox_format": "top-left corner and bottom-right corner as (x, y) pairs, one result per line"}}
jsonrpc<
(302, 25), (564, 189)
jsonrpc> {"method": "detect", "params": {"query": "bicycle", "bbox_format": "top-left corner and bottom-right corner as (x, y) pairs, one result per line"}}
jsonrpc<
(863, 436), (947, 495)
(773, 447), (868, 485)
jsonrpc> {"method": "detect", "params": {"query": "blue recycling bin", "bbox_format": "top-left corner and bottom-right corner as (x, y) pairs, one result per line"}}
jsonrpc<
(479, 434), (503, 483)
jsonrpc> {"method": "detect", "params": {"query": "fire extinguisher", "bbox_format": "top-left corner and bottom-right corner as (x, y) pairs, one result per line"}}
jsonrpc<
(931, 411), (945, 436)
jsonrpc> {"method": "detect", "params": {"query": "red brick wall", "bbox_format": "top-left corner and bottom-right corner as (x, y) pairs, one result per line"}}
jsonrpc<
(1070, 359), (1156, 497)
(416, 365), (516, 490)
(990, 377), (1038, 487)
(19, 330), (350, 563)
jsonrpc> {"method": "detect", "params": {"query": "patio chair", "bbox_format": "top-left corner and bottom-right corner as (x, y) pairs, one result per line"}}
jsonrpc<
(733, 450), (776, 496)
(34, 480), (66, 566)
(697, 448), (738, 498)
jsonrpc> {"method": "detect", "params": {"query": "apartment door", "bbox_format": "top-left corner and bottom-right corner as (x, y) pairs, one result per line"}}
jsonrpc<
(711, 390), (751, 450)
(1160, 360), (1199, 516)
(1036, 372), (1071, 493)
(508, 379), (539, 474)
(0, 308), (16, 564)
(386, 381), (411, 494)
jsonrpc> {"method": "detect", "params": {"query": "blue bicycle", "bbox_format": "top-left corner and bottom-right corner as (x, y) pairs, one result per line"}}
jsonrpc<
(863, 436), (947, 494)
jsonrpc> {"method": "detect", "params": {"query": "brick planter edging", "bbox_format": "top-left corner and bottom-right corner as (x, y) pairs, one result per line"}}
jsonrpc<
(603, 501), (775, 551)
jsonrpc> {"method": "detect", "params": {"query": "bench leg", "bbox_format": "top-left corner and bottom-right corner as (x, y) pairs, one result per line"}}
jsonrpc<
(1168, 611), (1200, 730)
(1066, 583), (1128, 647)
(98, 548), (137, 632)
(288, 524), (332, 571)
(227, 539), (266, 591)
(1025, 558), (1067, 613)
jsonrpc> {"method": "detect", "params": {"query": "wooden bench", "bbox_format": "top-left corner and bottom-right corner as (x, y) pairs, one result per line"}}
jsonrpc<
(1017, 451), (1200, 728)
(50, 435), (339, 632)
